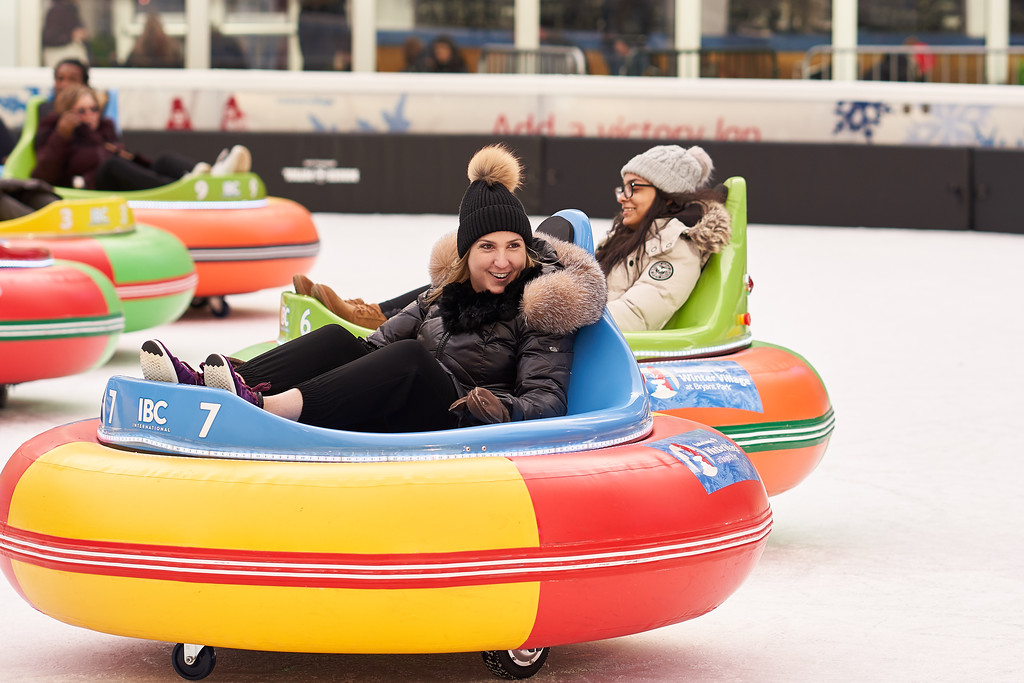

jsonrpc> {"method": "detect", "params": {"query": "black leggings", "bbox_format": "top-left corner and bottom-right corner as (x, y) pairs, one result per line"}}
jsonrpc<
(237, 325), (460, 433)
(94, 152), (195, 191)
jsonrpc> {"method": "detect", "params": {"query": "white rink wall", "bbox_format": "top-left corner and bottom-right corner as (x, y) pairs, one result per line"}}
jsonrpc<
(2, 68), (1024, 147)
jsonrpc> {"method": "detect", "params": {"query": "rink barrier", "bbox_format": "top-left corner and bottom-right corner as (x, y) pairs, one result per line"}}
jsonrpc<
(120, 131), (1022, 234)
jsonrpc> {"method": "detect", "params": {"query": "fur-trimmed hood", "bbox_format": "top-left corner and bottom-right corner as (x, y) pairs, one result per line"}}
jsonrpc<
(679, 200), (731, 254)
(428, 231), (607, 336)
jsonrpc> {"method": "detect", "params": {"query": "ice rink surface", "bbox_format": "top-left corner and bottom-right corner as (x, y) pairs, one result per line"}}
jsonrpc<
(1, 213), (1022, 682)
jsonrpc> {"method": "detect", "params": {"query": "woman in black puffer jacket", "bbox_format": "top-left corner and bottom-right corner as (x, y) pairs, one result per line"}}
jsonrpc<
(139, 144), (607, 432)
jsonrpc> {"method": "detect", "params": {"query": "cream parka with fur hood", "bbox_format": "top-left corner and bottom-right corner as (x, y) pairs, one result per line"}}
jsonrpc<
(603, 200), (731, 331)
(367, 231), (607, 426)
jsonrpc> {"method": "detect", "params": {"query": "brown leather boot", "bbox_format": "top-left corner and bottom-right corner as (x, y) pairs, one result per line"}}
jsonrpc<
(292, 273), (314, 296)
(311, 283), (388, 330)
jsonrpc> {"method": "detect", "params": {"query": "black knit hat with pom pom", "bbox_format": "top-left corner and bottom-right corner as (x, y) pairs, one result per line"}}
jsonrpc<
(457, 145), (532, 257)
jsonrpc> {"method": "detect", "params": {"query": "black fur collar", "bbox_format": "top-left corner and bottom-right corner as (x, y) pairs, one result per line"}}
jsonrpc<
(437, 264), (543, 334)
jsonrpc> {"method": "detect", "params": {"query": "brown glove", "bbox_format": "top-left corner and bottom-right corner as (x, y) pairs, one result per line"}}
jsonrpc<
(449, 387), (510, 424)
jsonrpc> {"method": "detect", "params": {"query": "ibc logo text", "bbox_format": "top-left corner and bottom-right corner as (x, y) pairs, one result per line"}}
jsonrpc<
(138, 398), (168, 425)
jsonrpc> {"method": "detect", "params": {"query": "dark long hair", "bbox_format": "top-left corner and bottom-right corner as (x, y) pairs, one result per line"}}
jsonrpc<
(595, 185), (726, 274)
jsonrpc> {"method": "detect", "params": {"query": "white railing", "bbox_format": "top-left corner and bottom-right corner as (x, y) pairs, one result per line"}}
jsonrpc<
(622, 48), (779, 79)
(477, 45), (587, 75)
(797, 45), (1024, 85)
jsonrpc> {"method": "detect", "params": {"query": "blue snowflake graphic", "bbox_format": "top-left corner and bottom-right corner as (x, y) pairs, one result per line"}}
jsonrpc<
(0, 96), (24, 115)
(308, 115), (338, 133)
(903, 104), (999, 147)
(356, 93), (410, 133)
(833, 101), (892, 142)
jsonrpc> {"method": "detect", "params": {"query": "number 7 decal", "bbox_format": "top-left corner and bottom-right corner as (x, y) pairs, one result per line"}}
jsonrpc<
(106, 389), (117, 424)
(198, 402), (221, 438)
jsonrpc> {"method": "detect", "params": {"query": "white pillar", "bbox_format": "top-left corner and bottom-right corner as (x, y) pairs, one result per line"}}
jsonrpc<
(0, 0), (16, 67)
(515, 0), (540, 50)
(964, 0), (986, 38)
(185, 0), (211, 69)
(986, 0), (1010, 84)
(351, 0), (377, 72)
(675, 0), (701, 78)
(286, 0), (302, 71)
(832, 0), (857, 81)
(16, 0), (41, 66)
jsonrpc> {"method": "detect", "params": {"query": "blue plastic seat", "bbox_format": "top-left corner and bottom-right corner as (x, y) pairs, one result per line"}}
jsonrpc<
(98, 209), (651, 462)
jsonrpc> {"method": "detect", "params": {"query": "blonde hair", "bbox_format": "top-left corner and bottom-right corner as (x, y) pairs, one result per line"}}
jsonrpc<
(56, 84), (98, 115)
(426, 247), (537, 303)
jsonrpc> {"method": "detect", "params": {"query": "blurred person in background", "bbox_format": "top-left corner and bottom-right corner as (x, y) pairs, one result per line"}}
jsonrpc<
(35, 58), (90, 144)
(124, 12), (184, 68)
(32, 85), (250, 191)
(414, 35), (469, 73)
(401, 35), (425, 71)
(42, 0), (89, 67)
(299, 0), (351, 71)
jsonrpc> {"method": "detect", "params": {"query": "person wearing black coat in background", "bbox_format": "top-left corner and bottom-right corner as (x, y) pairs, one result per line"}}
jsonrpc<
(414, 35), (469, 73)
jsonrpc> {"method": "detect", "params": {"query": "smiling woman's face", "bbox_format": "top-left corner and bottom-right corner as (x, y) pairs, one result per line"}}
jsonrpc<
(618, 173), (656, 229)
(467, 231), (527, 294)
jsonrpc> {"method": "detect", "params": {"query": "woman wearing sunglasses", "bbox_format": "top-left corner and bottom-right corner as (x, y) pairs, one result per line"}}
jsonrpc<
(596, 144), (731, 331)
(301, 143), (731, 334)
(31, 84), (248, 191)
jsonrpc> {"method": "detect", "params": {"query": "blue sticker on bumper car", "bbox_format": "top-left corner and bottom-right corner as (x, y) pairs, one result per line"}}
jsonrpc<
(641, 360), (763, 412)
(648, 429), (760, 494)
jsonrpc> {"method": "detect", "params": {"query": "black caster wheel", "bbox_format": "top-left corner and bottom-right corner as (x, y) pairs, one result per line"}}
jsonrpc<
(0, 384), (8, 409)
(190, 297), (209, 309)
(209, 296), (231, 318)
(171, 643), (216, 681)
(481, 647), (549, 679)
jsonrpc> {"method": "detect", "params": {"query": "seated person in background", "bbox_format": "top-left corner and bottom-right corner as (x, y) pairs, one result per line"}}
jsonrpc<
(140, 145), (607, 432)
(298, 144), (730, 333)
(292, 275), (425, 330)
(414, 35), (469, 73)
(36, 57), (89, 135)
(401, 36), (425, 72)
(31, 84), (250, 191)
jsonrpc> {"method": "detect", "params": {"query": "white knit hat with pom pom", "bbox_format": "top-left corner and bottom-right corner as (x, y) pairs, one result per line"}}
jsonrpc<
(620, 145), (713, 195)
